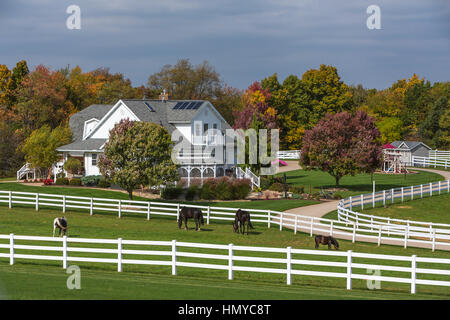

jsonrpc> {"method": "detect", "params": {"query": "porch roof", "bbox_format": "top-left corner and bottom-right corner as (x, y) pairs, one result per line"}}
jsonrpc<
(57, 139), (107, 153)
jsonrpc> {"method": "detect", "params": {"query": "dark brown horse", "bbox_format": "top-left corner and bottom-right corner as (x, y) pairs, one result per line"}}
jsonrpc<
(233, 209), (254, 235)
(178, 207), (204, 231)
(315, 235), (339, 250)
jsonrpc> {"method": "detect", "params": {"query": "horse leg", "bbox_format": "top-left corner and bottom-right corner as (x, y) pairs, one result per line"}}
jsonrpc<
(184, 217), (188, 230)
(328, 241), (331, 250)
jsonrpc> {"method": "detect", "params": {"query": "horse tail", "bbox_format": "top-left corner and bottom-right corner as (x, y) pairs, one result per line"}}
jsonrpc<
(248, 215), (254, 229)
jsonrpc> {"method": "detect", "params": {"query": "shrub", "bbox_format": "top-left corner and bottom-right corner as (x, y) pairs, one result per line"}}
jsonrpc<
(97, 179), (111, 188)
(69, 178), (82, 186)
(185, 185), (199, 201)
(215, 177), (233, 200)
(260, 176), (283, 190)
(161, 186), (184, 200)
(231, 179), (251, 199)
(81, 175), (103, 186)
(55, 177), (69, 185)
(200, 179), (218, 200)
(289, 185), (304, 195)
(269, 182), (285, 192)
(64, 158), (82, 175)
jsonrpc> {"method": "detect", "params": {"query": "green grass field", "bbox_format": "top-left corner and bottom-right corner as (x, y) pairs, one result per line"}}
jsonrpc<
(0, 203), (449, 300)
(276, 169), (444, 197)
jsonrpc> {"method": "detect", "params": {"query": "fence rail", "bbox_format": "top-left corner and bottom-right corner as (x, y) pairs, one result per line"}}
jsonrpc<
(337, 180), (450, 251)
(1, 180), (450, 251)
(1, 234), (449, 294)
(429, 150), (450, 161)
(412, 156), (449, 169)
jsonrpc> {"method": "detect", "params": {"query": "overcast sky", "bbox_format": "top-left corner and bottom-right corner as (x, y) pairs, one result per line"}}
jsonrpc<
(1, 0), (449, 90)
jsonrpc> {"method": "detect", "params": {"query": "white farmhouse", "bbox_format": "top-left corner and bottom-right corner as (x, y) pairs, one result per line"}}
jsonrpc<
(53, 97), (238, 184)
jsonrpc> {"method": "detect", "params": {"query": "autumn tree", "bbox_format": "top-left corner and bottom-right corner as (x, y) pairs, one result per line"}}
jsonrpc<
(301, 111), (382, 187)
(21, 125), (72, 178)
(98, 119), (178, 200)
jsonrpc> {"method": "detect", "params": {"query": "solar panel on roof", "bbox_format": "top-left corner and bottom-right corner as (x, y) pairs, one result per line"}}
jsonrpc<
(144, 102), (155, 112)
(178, 102), (189, 110)
(172, 102), (183, 110)
(185, 102), (196, 110)
(192, 101), (203, 109)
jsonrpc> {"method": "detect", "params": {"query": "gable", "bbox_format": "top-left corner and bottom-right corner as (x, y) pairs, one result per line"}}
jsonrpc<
(83, 118), (100, 140)
(87, 101), (140, 140)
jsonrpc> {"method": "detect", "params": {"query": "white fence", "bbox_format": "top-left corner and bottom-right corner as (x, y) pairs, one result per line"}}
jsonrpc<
(1, 183), (450, 251)
(429, 150), (450, 161)
(1, 234), (449, 294)
(236, 167), (261, 189)
(277, 150), (301, 160)
(337, 180), (450, 251)
(412, 156), (449, 169)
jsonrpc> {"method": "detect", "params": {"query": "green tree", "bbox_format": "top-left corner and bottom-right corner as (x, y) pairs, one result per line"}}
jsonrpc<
(98, 119), (179, 199)
(22, 125), (72, 178)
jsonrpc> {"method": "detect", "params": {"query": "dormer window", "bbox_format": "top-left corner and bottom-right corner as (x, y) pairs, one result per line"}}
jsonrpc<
(83, 118), (100, 140)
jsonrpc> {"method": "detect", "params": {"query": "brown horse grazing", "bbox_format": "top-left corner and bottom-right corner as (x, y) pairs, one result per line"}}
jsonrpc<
(233, 209), (254, 235)
(315, 235), (339, 250)
(178, 207), (204, 231)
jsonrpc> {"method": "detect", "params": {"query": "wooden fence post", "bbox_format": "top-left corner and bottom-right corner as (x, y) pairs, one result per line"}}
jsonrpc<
(420, 185), (423, 198)
(330, 221), (334, 237)
(268, 210), (271, 228)
(349, 196), (352, 211)
(147, 202), (151, 220)
(432, 230), (436, 252)
(172, 240), (177, 276)
(346, 250), (352, 290)
(117, 238), (122, 272)
(361, 194), (364, 211)
(228, 243), (233, 280)
(63, 235), (68, 269)
(404, 226), (409, 249)
(429, 182), (432, 197)
(383, 190), (385, 206)
(8, 191), (12, 209)
(438, 181), (441, 195)
(35, 193), (39, 211)
(9, 233), (14, 265)
(411, 255), (417, 294)
(286, 246), (292, 285)
(176, 204), (180, 222)
(63, 195), (66, 213)
(401, 187), (404, 203)
(207, 206), (210, 225)
(391, 189), (394, 204)
(411, 186), (414, 200)
(90, 198), (93, 216)
(352, 223), (356, 243)
(310, 217), (314, 237)
(372, 191), (375, 208)
(118, 200), (121, 218)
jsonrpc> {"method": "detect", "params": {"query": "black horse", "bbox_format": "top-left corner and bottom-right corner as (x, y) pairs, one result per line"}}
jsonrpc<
(178, 207), (204, 231)
(233, 209), (254, 235)
(53, 216), (68, 237)
(315, 235), (339, 250)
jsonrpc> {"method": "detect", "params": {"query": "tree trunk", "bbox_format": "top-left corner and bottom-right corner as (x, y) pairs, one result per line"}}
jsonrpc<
(335, 176), (340, 187)
(128, 189), (133, 200)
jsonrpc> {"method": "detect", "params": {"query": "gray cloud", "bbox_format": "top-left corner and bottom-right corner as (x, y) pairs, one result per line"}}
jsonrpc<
(0, 0), (448, 90)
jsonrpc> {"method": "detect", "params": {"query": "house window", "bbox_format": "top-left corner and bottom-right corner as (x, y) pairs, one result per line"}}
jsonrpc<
(92, 153), (97, 166)
(204, 123), (209, 134)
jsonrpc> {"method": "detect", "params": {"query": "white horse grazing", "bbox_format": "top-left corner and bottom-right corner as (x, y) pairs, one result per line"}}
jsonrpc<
(53, 217), (68, 237)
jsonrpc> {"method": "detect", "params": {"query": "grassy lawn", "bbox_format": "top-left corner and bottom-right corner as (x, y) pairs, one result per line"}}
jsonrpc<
(0, 182), (319, 212)
(0, 177), (15, 182)
(276, 169), (444, 197)
(0, 205), (449, 299)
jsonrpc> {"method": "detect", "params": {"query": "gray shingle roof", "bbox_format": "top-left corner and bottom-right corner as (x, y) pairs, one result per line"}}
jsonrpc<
(57, 139), (107, 152)
(391, 141), (431, 150)
(69, 104), (114, 141)
(62, 99), (231, 153)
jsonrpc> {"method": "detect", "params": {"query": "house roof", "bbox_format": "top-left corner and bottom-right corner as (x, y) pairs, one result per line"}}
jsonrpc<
(390, 141), (431, 151)
(69, 104), (114, 142)
(57, 139), (107, 152)
(60, 99), (232, 153)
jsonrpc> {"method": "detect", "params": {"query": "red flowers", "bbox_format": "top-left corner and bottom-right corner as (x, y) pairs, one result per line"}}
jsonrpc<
(43, 179), (54, 185)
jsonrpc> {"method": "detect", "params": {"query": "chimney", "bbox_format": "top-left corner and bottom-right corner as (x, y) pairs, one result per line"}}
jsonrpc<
(159, 89), (169, 102)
